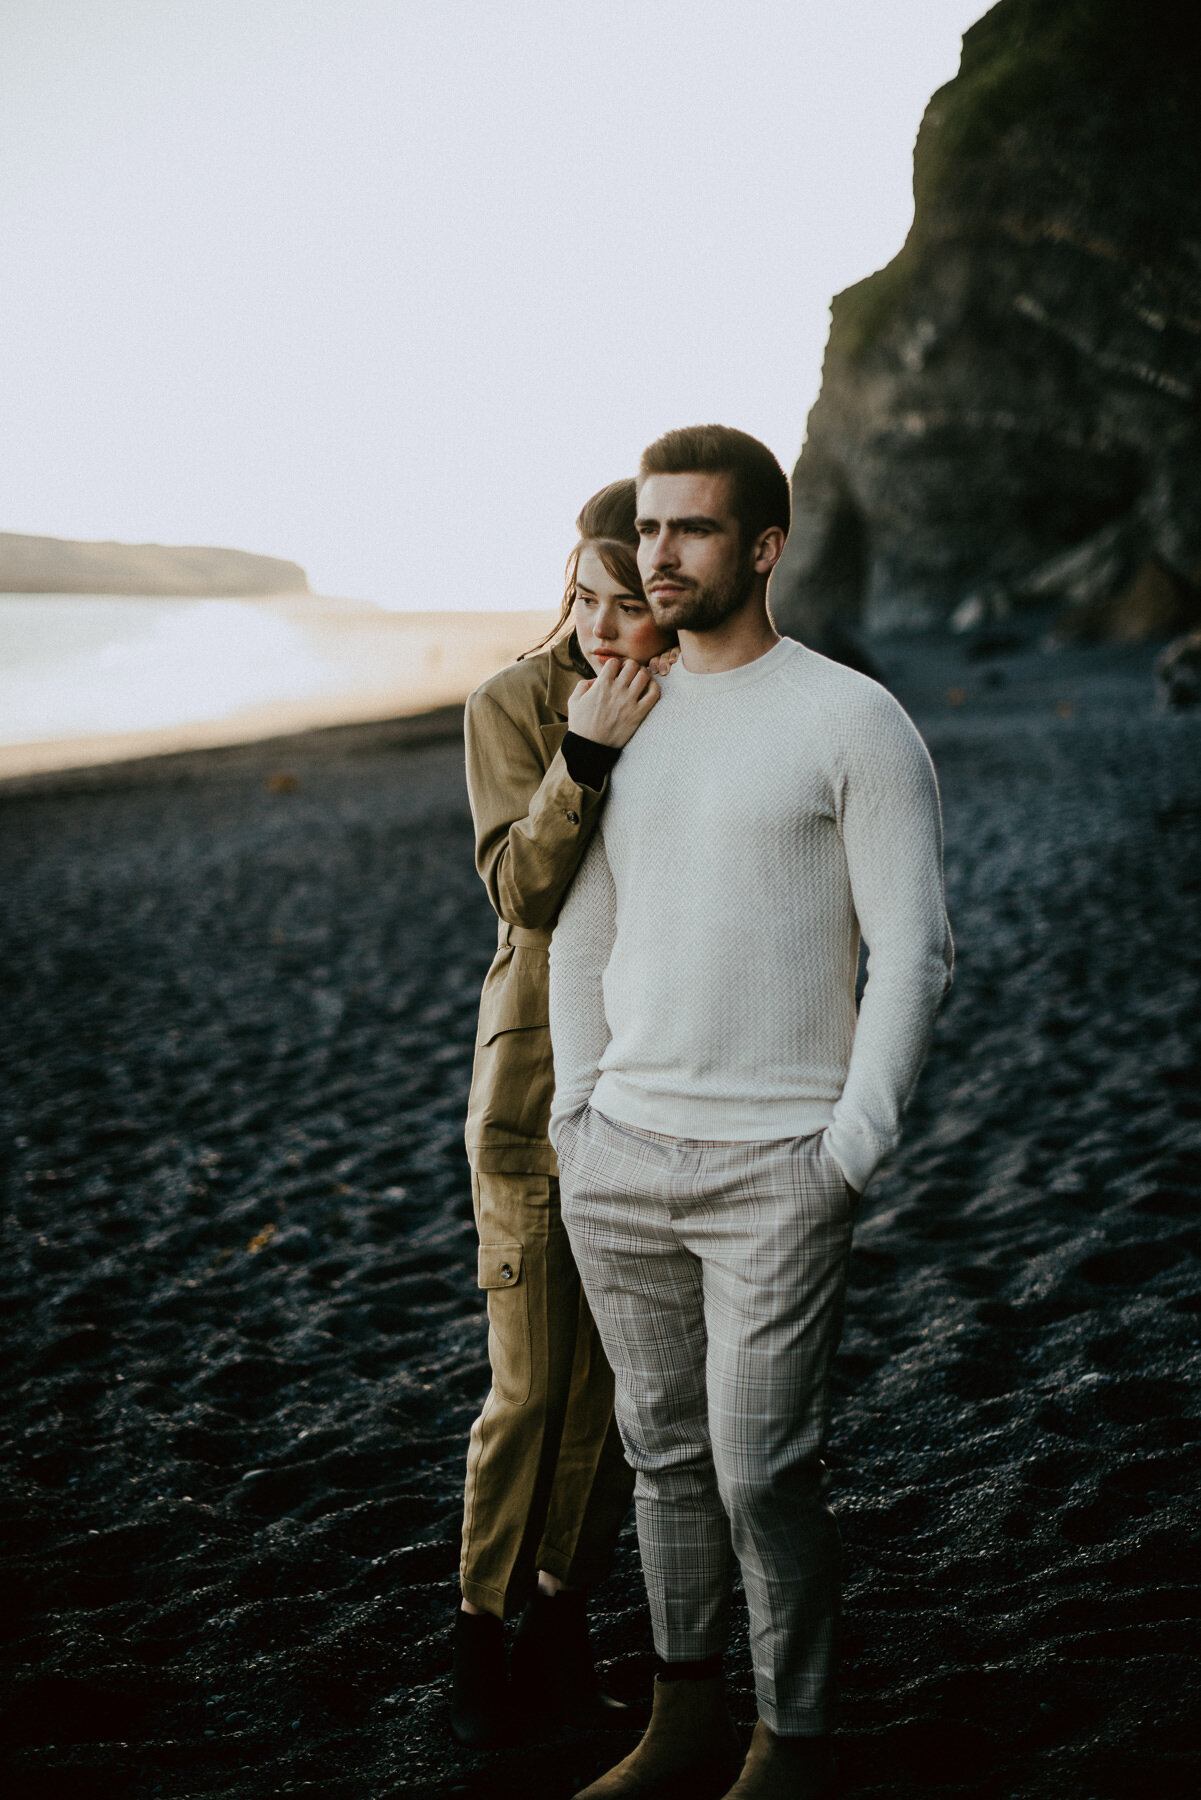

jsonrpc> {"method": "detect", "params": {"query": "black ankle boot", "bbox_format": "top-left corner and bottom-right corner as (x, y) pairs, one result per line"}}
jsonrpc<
(510, 1589), (631, 1732)
(450, 1607), (510, 1748)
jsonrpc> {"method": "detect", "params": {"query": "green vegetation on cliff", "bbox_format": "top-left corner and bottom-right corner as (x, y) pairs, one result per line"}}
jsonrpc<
(777, 0), (1201, 639)
(833, 0), (1201, 363)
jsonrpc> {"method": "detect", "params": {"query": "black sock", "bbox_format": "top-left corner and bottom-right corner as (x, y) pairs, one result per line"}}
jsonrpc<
(655, 1653), (722, 1682)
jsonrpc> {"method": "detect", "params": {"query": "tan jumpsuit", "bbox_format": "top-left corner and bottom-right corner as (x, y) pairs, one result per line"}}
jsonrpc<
(459, 635), (633, 1617)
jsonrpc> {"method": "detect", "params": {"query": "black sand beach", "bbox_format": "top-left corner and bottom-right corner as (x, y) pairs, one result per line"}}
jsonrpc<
(2, 638), (1199, 1800)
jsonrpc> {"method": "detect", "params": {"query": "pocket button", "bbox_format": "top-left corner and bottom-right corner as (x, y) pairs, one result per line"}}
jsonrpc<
(500, 1263), (514, 1282)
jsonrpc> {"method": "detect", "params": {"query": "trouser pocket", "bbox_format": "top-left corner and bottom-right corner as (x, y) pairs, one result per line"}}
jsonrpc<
(811, 1129), (860, 1215)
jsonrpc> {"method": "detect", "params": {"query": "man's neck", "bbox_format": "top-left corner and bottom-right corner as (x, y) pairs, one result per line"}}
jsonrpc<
(678, 592), (780, 674)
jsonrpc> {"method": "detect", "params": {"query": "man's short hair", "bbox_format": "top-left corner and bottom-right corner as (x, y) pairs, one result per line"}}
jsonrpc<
(638, 425), (791, 545)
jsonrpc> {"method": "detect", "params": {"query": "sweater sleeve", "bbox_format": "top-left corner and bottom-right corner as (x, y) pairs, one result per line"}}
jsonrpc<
(547, 830), (617, 1148)
(562, 731), (622, 790)
(824, 693), (953, 1193)
(465, 688), (606, 930)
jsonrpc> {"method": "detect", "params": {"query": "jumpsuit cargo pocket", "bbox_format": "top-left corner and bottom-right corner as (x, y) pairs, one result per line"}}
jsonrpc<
(467, 945), (554, 1151)
(478, 1241), (530, 1406)
(469, 1023), (555, 1146)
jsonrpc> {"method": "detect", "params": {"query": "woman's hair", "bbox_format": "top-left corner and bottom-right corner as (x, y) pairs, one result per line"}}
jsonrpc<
(520, 478), (641, 660)
(576, 478), (638, 543)
(564, 535), (644, 620)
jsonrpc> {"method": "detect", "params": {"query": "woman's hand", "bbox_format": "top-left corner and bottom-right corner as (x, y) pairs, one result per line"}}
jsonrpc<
(568, 657), (660, 748)
(647, 646), (680, 677)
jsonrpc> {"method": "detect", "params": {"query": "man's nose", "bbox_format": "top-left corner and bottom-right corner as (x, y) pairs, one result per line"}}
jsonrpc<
(649, 530), (677, 568)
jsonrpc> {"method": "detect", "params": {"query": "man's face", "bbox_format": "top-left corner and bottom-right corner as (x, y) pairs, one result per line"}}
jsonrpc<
(635, 472), (754, 633)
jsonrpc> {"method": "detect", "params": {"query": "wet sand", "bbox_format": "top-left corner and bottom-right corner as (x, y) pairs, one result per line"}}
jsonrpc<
(1, 635), (1199, 1799)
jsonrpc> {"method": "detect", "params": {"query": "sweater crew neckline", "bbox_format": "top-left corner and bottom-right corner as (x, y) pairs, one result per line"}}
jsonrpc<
(667, 635), (797, 694)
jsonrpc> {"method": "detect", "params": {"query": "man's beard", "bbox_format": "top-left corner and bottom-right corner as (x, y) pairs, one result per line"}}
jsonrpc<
(647, 558), (756, 632)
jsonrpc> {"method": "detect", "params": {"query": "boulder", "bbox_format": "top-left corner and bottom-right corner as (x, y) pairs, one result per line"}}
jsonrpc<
(1155, 628), (1201, 711)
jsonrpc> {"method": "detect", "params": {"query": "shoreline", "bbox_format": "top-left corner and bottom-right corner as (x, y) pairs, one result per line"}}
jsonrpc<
(0, 601), (554, 782)
(2, 625), (1166, 791)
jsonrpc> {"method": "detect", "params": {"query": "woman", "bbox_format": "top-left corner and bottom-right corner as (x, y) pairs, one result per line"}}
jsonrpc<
(452, 482), (675, 1747)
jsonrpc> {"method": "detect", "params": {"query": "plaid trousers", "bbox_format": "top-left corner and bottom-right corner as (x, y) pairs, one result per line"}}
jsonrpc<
(556, 1104), (857, 1736)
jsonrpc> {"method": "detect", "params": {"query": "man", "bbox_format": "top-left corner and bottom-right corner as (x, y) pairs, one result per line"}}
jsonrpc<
(548, 426), (953, 1799)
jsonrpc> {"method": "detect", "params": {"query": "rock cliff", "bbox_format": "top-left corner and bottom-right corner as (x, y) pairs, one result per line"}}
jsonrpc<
(0, 533), (308, 597)
(772, 0), (1201, 644)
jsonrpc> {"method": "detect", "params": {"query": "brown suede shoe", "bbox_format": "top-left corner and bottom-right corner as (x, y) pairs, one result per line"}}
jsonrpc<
(572, 1675), (742, 1799)
(719, 1719), (836, 1799)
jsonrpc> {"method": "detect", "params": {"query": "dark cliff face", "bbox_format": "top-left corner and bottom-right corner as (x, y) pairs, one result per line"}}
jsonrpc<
(772, 0), (1201, 643)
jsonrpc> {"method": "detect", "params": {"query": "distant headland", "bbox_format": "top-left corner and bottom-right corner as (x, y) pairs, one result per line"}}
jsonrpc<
(0, 531), (309, 597)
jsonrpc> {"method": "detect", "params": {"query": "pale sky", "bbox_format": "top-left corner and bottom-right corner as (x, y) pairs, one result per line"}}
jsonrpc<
(0, 0), (986, 611)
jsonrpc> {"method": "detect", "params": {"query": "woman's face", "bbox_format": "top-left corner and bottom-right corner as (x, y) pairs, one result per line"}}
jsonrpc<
(571, 545), (674, 674)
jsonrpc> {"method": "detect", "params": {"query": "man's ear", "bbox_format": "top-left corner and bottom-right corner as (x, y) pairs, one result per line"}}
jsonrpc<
(751, 526), (786, 576)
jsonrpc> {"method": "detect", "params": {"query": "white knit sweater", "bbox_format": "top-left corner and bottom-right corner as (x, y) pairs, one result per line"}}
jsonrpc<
(547, 637), (953, 1194)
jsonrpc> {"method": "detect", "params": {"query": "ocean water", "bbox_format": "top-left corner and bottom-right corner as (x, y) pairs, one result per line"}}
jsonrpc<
(0, 595), (336, 745)
(0, 595), (553, 774)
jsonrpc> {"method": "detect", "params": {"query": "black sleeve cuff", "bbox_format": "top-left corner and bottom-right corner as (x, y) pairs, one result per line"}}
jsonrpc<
(562, 731), (621, 791)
